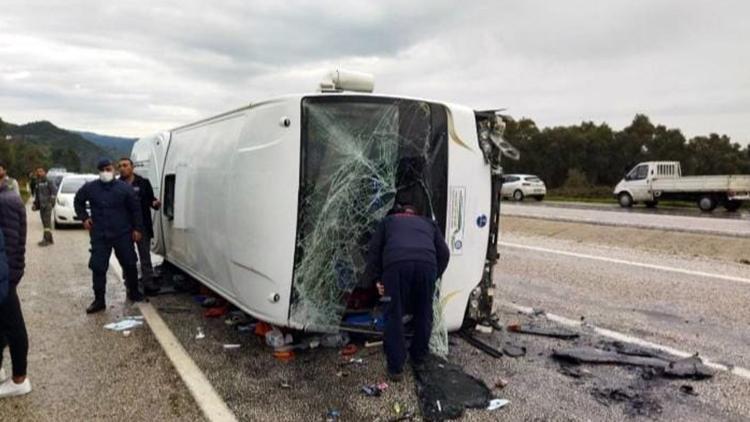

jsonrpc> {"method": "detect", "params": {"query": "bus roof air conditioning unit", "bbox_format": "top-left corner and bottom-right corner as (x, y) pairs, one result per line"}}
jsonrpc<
(319, 69), (374, 93)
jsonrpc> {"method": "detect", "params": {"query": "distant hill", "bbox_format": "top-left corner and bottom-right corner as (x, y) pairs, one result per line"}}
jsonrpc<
(1, 119), (114, 172)
(74, 131), (137, 158)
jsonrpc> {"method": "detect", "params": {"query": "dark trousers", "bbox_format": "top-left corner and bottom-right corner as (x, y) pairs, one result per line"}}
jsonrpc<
(135, 235), (154, 284)
(89, 233), (139, 300)
(0, 286), (29, 377)
(382, 261), (436, 374)
(40, 206), (53, 243)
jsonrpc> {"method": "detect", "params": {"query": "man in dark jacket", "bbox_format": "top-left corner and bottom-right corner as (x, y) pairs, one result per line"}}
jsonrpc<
(31, 166), (56, 246)
(74, 159), (144, 313)
(0, 181), (31, 397)
(118, 158), (161, 294)
(366, 190), (450, 381)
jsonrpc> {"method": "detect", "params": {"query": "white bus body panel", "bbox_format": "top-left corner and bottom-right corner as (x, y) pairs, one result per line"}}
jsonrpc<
(135, 94), (492, 331)
(131, 131), (170, 254)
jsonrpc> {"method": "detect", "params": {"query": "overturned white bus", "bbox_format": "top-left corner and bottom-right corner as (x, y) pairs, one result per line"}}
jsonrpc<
(131, 73), (515, 332)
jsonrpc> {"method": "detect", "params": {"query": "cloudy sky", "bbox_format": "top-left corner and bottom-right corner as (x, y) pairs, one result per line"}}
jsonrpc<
(1, 0), (748, 144)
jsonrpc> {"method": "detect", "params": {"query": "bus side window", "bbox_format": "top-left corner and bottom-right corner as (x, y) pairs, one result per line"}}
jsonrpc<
(163, 174), (176, 220)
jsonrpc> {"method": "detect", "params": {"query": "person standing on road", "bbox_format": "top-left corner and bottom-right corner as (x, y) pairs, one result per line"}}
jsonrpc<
(117, 158), (161, 295)
(31, 166), (56, 247)
(0, 179), (31, 398)
(365, 188), (450, 382)
(0, 162), (20, 195)
(74, 159), (144, 313)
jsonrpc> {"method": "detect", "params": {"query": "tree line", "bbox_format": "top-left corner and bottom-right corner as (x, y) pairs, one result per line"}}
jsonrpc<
(502, 114), (750, 195)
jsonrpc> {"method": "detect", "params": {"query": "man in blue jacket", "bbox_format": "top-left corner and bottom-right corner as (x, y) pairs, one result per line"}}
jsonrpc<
(75, 159), (144, 313)
(366, 187), (450, 381)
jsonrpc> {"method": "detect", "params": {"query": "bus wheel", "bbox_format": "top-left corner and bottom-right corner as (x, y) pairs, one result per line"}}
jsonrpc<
(698, 195), (717, 212)
(618, 192), (633, 208)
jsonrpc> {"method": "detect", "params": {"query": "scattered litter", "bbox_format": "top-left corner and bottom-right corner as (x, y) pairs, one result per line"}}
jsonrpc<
(502, 342), (526, 358)
(236, 324), (255, 333)
(487, 398), (510, 411)
(321, 332), (350, 348)
(223, 344), (241, 350)
(340, 344), (358, 356)
(664, 355), (714, 379)
(679, 384), (698, 396)
(203, 305), (228, 318)
(265, 328), (286, 348)
(413, 355), (492, 420)
(507, 323), (579, 339)
(554, 347), (714, 379)
(365, 340), (383, 348)
(195, 327), (205, 340)
(123, 330), (131, 337)
(558, 364), (591, 379)
(458, 331), (503, 358)
(494, 378), (509, 389)
(592, 385), (662, 417)
(393, 402), (402, 416)
(200, 297), (218, 308)
(336, 371), (349, 378)
(345, 357), (364, 365)
(388, 411), (414, 421)
(280, 381), (291, 389)
(104, 318), (143, 332)
(325, 409), (340, 421)
(273, 350), (295, 362)
(474, 324), (493, 334)
(254, 322), (273, 337)
(531, 308), (545, 316)
(361, 382), (389, 397)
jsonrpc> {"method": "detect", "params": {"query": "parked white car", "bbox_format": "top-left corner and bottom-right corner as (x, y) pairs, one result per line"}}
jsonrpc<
(501, 174), (546, 201)
(54, 174), (97, 225)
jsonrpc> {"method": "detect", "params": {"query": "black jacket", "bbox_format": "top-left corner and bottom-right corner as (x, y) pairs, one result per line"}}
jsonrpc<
(0, 230), (8, 303)
(120, 174), (157, 238)
(74, 179), (143, 240)
(366, 211), (450, 283)
(0, 184), (27, 286)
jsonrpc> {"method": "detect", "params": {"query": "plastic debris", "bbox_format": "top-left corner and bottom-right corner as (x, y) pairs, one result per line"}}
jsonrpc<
(204, 305), (228, 318)
(273, 350), (295, 362)
(104, 318), (143, 332)
(507, 323), (579, 339)
(325, 409), (340, 421)
(554, 347), (714, 379)
(487, 398), (510, 411)
(494, 378), (509, 390)
(340, 344), (358, 356)
(345, 357), (364, 365)
(414, 355), (492, 420)
(664, 356), (715, 379)
(502, 342), (526, 358)
(393, 401), (401, 416)
(223, 344), (241, 350)
(361, 382), (389, 397)
(254, 322), (273, 337)
(320, 332), (350, 348)
(280, 381), (291, 389)
(365, 340), (383, 348)
(265, 328), (286, 348)
(679, 385), (698, 396)
(195, 327), (205, 340)
(122, 330), (131, 337)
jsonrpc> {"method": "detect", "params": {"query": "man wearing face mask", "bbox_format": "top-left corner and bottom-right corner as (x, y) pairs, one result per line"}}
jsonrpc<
(74, 159), (144, 313)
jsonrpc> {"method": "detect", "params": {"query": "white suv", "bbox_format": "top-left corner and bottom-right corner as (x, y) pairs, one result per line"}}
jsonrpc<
(501, 174), (547, 201)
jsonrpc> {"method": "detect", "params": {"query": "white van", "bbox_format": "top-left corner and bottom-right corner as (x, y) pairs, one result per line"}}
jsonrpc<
(131, 81), (513, 332)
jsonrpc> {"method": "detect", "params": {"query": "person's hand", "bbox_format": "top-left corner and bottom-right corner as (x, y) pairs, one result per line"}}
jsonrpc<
(376, 282), (385, 296)
(132, 230), (142, 242)
(83, 218), (93, 231)
(152, 199), (161, 210)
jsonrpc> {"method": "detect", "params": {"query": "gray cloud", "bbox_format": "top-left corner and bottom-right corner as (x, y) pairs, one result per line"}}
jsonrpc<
(1, 0), (748, 144)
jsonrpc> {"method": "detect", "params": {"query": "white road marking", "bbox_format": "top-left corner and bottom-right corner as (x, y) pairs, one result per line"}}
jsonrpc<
(505, 302), (750, 381)
(500, 242), (750, 286)
(108, 257), (238, 422)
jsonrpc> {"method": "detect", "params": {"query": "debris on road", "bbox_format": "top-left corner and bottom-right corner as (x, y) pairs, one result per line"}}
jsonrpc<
(413, 355), (492, 420)
(664, 355), (714, 379)
(679, 385), (698, 396)
(195, 327), (205, 340)
(553, 347), (714, 379)
(325, 409), (340, 421)
(508, 322), (579, 339)
(103, 317), (144, 332)
(361, 382), (388, 397)
(222, 344), (241, 350)
(494, 378), (509, 390)
(592, 385), (662, 418)
(487, 398), (510, 411)
(502, 341), (526, 357)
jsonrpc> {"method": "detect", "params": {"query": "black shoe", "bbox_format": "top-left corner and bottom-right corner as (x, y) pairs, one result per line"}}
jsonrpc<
(86, 299), (106, 314)
(387, 371), (404, 383)
(127, 289), (144, 302)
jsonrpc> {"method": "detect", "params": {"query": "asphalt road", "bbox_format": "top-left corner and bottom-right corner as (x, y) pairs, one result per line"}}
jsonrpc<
(501, 201), (750, 237)
(2, 206), (749, 421)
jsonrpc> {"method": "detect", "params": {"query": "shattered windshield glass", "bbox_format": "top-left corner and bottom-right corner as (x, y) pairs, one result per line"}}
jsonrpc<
(292, 96), (448, 329)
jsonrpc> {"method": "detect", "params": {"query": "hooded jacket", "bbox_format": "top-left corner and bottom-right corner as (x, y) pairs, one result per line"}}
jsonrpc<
(0, 183), (27, 286)
(0, 230), (9, 303)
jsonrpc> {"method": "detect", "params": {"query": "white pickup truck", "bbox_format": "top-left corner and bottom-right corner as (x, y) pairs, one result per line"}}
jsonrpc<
(614, 161), (750, 212)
